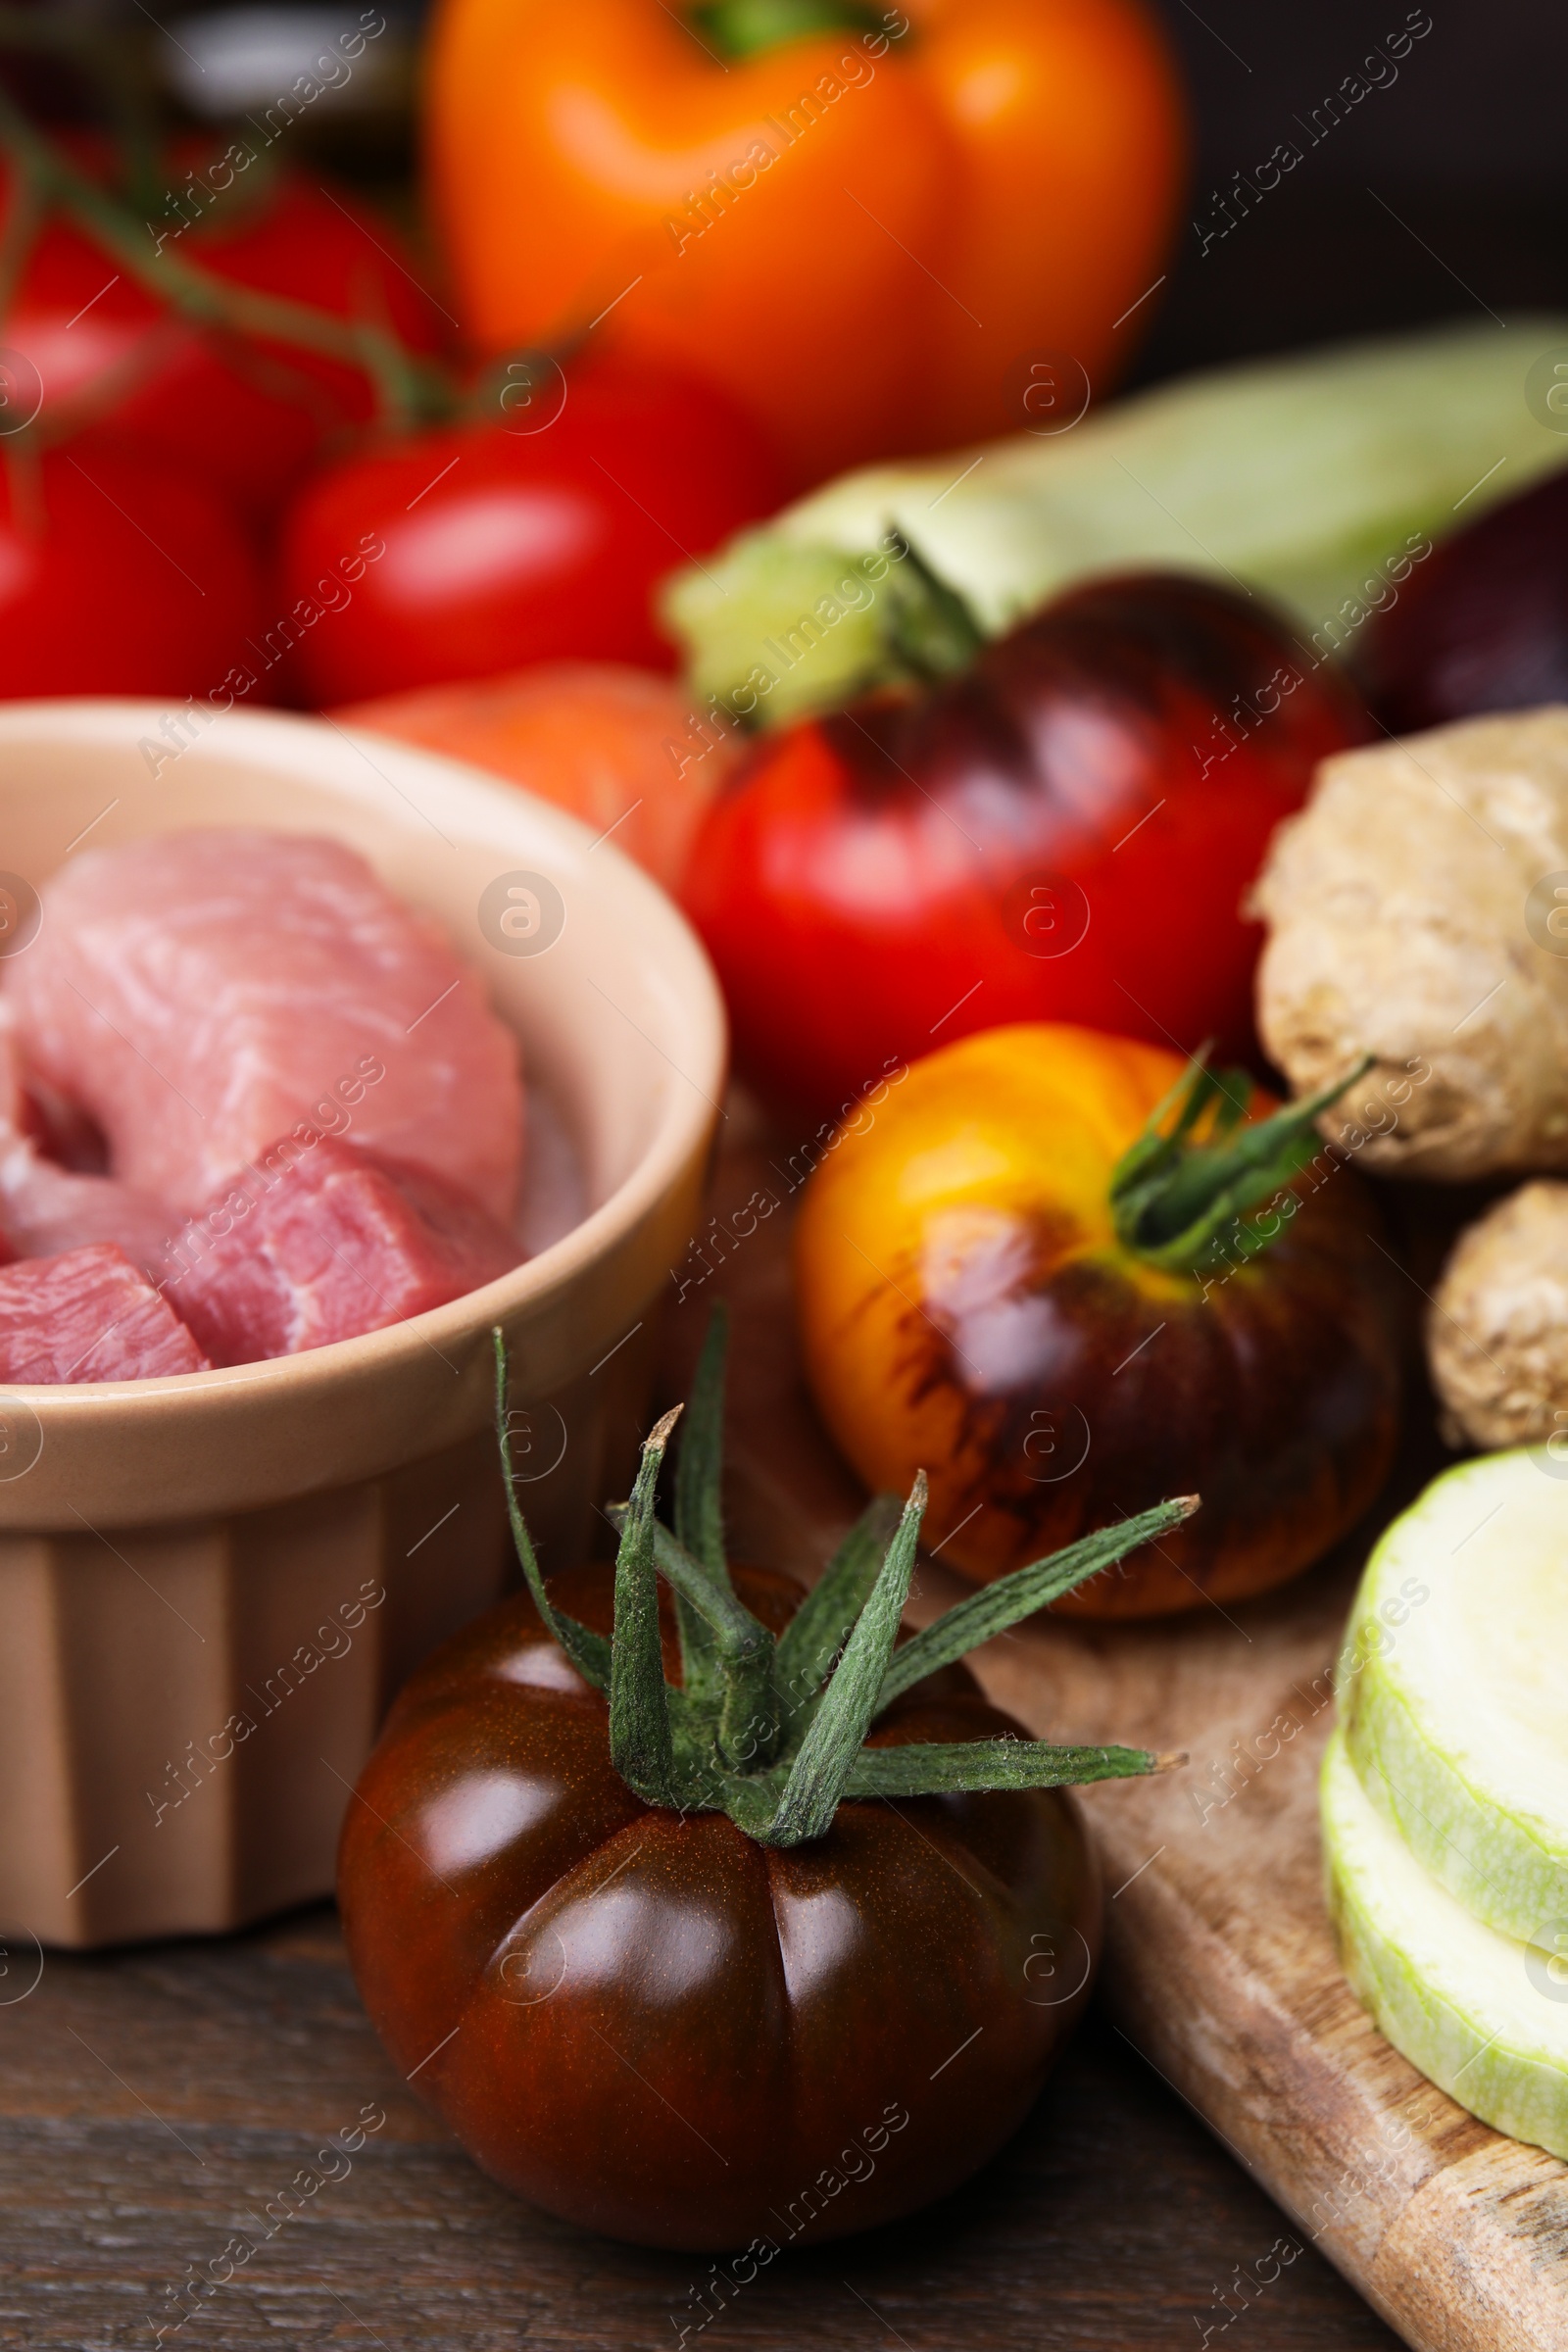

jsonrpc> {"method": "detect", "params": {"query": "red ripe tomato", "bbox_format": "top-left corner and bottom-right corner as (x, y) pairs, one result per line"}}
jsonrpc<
(2, 155), (446, 522)
(0, 438), (261, 698)
(274, 356), (788, 703)
(682, 573), (1373, 1113)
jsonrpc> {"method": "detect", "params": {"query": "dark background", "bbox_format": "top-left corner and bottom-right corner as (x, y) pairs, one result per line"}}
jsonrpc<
(1134, 0), (1566, 382)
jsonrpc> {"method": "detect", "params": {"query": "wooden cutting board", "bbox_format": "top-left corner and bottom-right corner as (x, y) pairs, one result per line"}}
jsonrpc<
(661, 1100), (1568, 2352)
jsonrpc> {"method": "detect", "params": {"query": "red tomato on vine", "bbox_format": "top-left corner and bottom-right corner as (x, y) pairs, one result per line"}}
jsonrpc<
(0, 151), (447, 520)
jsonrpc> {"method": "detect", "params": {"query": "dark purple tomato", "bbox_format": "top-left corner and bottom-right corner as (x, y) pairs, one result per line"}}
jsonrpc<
(1365, 464), (1568, 732)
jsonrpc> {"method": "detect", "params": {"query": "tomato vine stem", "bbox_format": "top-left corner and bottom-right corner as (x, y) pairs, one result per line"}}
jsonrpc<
(669, 1300), (735, 1710)
(0, 77), (457, 433)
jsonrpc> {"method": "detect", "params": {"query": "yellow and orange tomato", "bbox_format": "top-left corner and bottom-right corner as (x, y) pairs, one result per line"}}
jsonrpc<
(795, 1024), (1402, 1618)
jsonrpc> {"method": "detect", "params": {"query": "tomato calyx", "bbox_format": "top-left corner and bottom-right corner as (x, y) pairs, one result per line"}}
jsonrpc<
(662, 531), (986, 736)
(494, 1310), (1193, 1844)
(1109, 1050), (1375, 1276)
(880, 533), (987, 690)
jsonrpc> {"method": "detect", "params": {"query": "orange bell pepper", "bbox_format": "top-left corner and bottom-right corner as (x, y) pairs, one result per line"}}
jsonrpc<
(425, 0), (1187, 485)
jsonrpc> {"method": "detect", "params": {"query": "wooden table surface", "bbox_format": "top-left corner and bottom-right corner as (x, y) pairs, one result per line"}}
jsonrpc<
(0, 1900), (1400, 2350)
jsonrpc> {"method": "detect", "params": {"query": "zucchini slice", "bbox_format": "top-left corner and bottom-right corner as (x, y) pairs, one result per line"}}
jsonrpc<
(1339, 1447), (1568, 1951)
(1323, 1731), (1568, 2160)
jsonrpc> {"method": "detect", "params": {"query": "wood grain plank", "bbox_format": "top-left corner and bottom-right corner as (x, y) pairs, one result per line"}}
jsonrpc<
(0, 1918), (1397, 2351)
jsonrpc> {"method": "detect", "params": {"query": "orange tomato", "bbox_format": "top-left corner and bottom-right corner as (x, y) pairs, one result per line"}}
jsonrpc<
(794, 1025), (1401, 1618)
(332, 664), (742, 893)
(425, 0), (1187, 484)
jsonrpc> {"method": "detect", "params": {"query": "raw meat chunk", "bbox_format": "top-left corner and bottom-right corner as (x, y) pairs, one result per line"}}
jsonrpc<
(0, 1006), (174, 1275)
(6, 829), (523, 1219)
(0, 1138), (174, 1276)
(167, 1136), (522, 1366)
(0, 1245), (210, 1382)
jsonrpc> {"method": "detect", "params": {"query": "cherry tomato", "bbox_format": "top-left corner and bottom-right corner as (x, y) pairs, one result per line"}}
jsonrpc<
(0, 436), (262, 698)
(682, 573), (1372, 1113)
(2, 154), (446, 522)
(338, 1560), (1100, 2250)
(794, 1023), (1402, 1617)
(275, 355), (788, 703)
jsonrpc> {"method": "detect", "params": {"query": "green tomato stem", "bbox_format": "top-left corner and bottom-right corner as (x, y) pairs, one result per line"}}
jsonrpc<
(651, 1525), (780, 1768)
(772, 1492), (900, 1707)
(494, 1331), (612, 1692)
(875, 1494), (1200, 1710)
(670, 1299), (733, 1705)
(882, 532), (987, 683)
(765, 1475), (925, 1845)
(1109, 1051), (1376, 1274)
(493, 1309), (1191, 1844)
(843, 1740), (1181, 1798)
(609, 1408), (683, 1805)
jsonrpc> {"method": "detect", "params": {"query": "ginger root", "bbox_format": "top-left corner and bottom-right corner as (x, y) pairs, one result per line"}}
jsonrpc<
(1429, 1180), (1568, 1448)
(1253, 707), (1568, 1178)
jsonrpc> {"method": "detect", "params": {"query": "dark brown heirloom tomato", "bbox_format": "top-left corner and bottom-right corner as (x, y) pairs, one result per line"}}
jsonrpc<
(795, 1025), (1402, 1618)
(338, 1562), (1100, 2251)
(339, 1318), (1182, 2246)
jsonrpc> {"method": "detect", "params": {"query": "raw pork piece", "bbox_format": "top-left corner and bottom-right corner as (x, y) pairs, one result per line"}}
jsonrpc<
(0, 1245), (210, 1382)
(6, 830), (523, 1219)
(167, 1136), (522, 1366)
(0, 1139), (175, 1276)
(0, 1007), (175, 1276)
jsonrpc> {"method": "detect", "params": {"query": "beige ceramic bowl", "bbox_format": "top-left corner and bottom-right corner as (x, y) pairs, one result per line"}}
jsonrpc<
(0, 700), (724, 1948)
